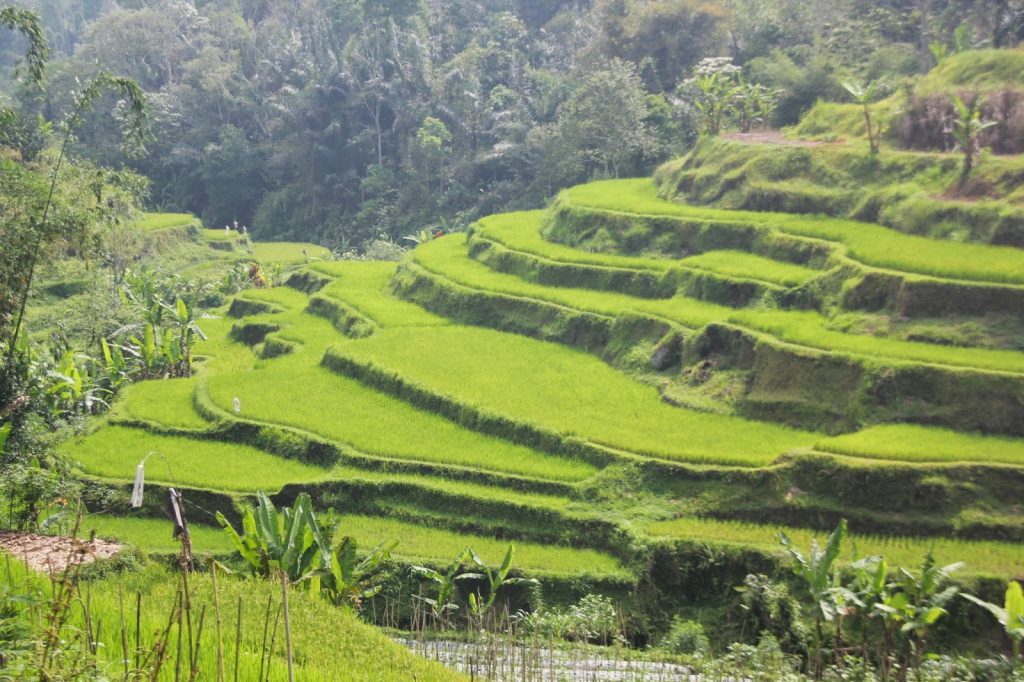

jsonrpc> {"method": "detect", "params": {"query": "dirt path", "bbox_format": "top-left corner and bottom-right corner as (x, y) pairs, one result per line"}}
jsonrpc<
(0, 530), (122, 573)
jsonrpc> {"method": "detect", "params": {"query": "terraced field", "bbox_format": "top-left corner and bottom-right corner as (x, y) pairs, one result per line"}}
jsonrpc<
(71, 159), (1024, 643)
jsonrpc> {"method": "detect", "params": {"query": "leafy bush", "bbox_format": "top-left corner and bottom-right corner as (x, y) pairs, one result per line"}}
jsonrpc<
(660, 617), (710, 657)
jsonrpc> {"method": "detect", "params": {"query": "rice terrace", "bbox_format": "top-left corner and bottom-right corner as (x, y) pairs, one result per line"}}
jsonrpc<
(2, 1), (1024, 680)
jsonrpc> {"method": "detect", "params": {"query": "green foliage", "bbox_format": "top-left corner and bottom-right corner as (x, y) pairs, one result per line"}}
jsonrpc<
(0, 6), (47, 87)
(961, 581), (1024, 659)
(660, 617), (710, 656)
(462, 545), (539, 621)
(950, 94), (996, 182)
(217, 491), (330, 585)
(645, 516), (1024, 577)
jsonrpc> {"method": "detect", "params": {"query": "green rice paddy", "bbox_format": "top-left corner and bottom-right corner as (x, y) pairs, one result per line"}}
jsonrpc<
(134, 212), (197, 231)
(414, 234), (1024, 374)
(816, 423), (1024, 466)
(65, 426), (332, 491)
(327, 325), (812, 466)
(645, 516), (1024, 577)
(564, 179), (1024, 285)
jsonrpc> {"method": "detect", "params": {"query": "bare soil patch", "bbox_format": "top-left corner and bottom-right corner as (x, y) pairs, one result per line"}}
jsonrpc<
(0, 530), (121, 573)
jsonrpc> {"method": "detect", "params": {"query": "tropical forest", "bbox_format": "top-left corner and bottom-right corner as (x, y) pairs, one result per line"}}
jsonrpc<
(2, 0), (1024, 679)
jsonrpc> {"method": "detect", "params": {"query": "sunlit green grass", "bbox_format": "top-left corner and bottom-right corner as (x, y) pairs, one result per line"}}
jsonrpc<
(135, 212), (197, 231)
(311, 261), (448, 327)
(475, 211), (819, 286)
(816, 423), (1024, 466)
(680, 250), (817, 286)
(330, 466), (573, 510)
(0, 559), (463, 681)
(207, 359), (596, 482)
(645, 516), (1024, 577)
(565, 179), (1024, 285)
(253, 242), (333, 264)
(201, 296), (594, 482)
(414, 236), (1024, 374)
(203, 227), (242, 241)
(108, 377), (209, 430)
(84, 514), (234, 553)
(328, 326), (813, 466)
(82, 513), (625, 576)
(333, 514), (628, 576)
(64, 426), (332, 492)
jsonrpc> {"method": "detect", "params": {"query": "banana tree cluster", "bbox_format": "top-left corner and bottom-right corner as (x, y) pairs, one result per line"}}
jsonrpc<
(216, 491), (395, 611)
(412, 545), (537, 629)
(775, 519), (1015, 680)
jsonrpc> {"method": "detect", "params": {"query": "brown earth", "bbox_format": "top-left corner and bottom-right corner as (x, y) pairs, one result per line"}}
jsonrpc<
(0, 530), (121, 573)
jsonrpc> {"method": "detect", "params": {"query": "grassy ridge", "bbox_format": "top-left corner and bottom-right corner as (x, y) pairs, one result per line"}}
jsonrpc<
(415, 234), (1024, 374)
(475, 211), (819, 286)
(566, 179), (1024, 285)
(311, 261), (448, 327)
(327, 325), (812, 466)
(64, 426), (333, 492)
(645, 516), (1024, 577)
(816, 423), (1024, 466)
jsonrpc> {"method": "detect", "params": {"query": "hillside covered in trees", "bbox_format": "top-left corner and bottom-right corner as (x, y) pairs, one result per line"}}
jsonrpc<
(4, 0), (1024, 249)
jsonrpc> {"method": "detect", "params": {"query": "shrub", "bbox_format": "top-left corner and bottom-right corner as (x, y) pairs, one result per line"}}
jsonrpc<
(661, 617), (711, 657)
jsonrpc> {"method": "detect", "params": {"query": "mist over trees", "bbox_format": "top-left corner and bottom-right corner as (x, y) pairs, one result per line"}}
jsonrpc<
(2, 0), (1022, 249)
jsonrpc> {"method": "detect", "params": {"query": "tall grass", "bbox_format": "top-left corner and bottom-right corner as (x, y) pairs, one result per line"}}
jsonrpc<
(64, 425), (333, 492)
(415, 235), (1024, 374)
(565, 179), (1024, 285)
(645, 515), (1024, 577)
(328, 325), (813, 466)
(816, 423), (1024, 466)
(0, 558), (464, 681)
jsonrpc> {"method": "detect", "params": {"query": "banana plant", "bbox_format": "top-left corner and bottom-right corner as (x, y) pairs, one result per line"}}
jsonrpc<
(160, 297), (210, 377)
(411, 548), (472, 628)
(962, 581), (1024, 661)
(950, 94), (995, 184)
(778, 519), (849, 676)
(876, 552), (961, 675)
(461, 545), (539, 624)
(842, 78), (887, 154)
(216, 491), (329, 588)
(324, 535), (397, 610)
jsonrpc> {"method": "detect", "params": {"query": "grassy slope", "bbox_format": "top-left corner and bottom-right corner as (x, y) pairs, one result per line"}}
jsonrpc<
(328, 325), (812, 467)
(475, 211), (820, 286)
(416, 231), (1024, 374)
(1, 558), (464, 682)
(567, 178), (1024, 284)
(645, 516), (1024, 577)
